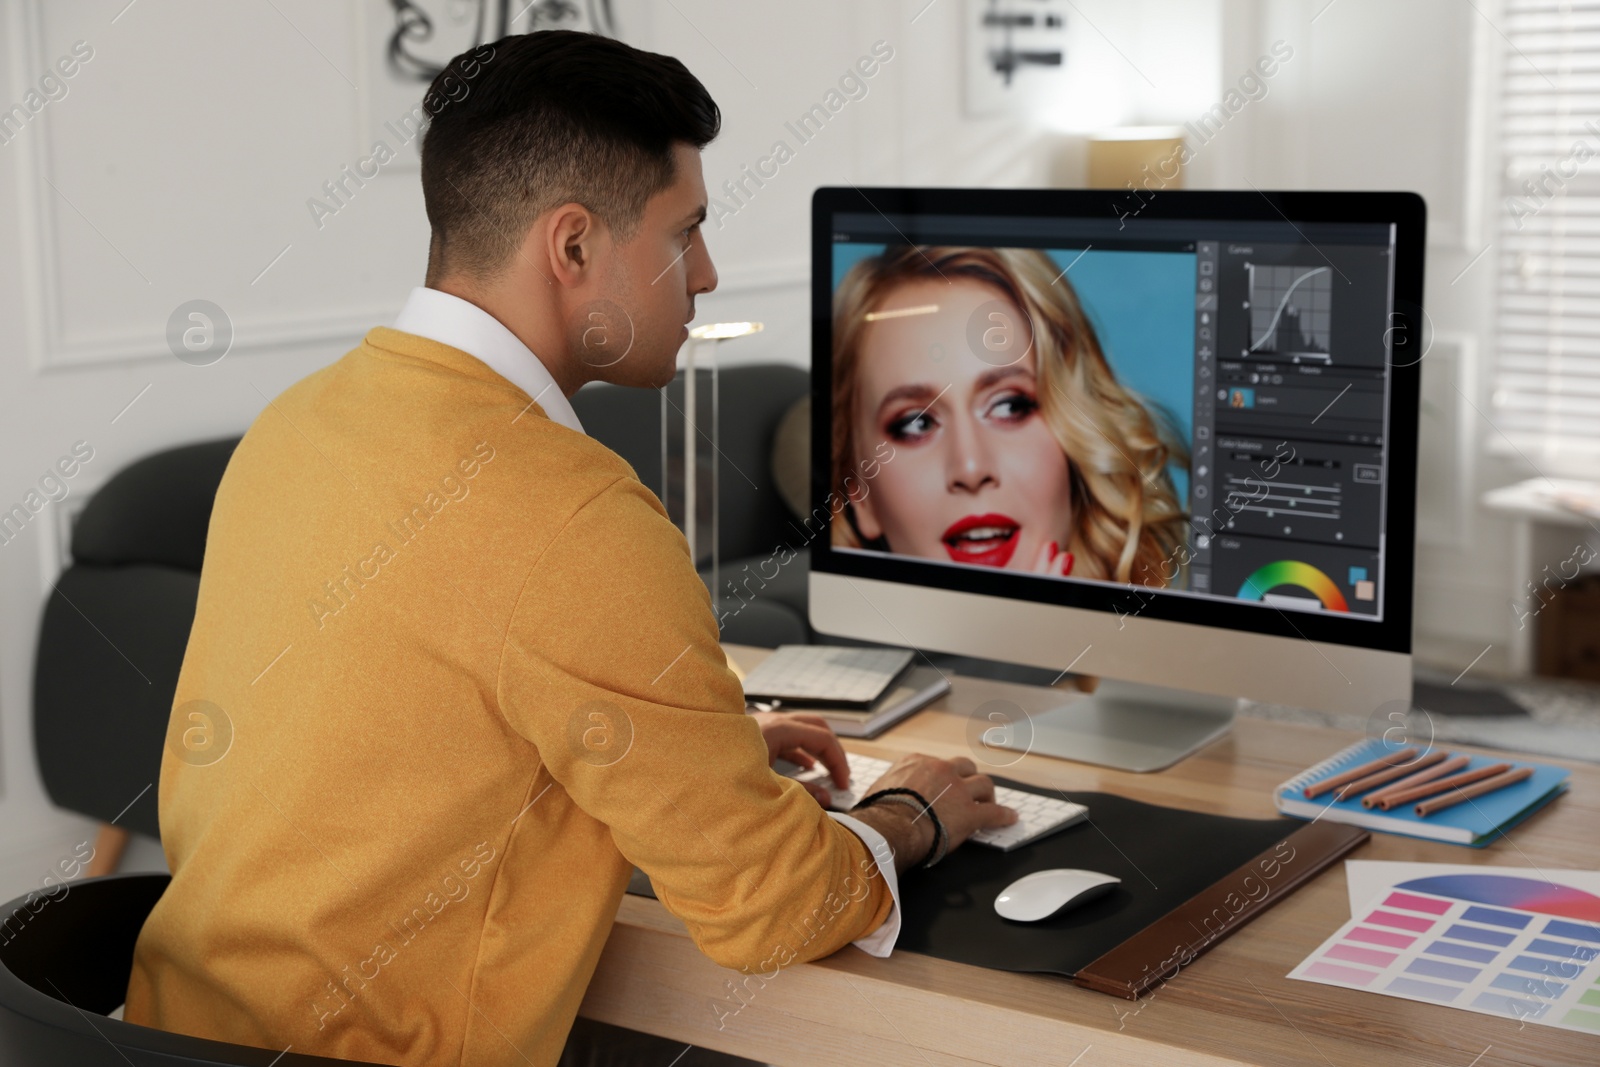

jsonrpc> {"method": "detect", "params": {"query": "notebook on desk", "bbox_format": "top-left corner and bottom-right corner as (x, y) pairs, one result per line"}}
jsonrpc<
(1274, 737), (1570, 847)
(739, 644), (913, 708)
(757, 666), (950, 738)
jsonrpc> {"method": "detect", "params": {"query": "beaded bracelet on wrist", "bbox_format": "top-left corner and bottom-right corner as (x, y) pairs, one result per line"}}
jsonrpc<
(852, 787), (947, 868)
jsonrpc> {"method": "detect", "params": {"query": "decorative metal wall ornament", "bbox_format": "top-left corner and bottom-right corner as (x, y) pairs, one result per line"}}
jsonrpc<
(385, 0), (618, 82)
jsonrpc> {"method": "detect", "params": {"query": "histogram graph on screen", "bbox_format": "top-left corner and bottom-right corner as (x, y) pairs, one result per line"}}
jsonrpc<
(1247, 264), (1332, 362)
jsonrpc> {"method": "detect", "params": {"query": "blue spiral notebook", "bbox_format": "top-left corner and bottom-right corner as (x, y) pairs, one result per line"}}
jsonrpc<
(1274, 737), (1570, 847)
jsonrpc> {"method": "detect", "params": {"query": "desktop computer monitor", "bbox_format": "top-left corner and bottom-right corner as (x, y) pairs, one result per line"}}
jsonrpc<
(808, 187), (1425, 771)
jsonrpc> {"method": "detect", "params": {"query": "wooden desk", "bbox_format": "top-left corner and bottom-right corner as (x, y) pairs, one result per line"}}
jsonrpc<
(578, 646), (1599, 1066)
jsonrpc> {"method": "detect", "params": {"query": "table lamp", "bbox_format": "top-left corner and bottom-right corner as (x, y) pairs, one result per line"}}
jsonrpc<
(663, 321), (764, 607)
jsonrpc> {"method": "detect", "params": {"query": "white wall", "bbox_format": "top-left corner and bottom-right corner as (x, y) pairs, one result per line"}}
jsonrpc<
(1, 0), (430, 867)
(1206, 0), (1520, 669)
(0, 0), (1524, 867)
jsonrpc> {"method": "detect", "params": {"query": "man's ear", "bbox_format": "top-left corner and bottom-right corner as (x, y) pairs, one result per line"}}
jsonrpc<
(544, 203), (604, 288)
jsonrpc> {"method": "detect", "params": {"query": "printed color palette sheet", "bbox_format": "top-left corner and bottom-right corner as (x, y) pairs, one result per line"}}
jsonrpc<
(1289, 872), (1600, 1033)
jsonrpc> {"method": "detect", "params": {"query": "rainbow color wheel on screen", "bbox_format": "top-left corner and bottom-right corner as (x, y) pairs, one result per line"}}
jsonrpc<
(1236, 560), (1349, 612)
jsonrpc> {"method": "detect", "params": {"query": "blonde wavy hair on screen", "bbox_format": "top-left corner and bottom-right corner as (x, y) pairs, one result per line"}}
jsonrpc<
(831, 245), (1191, 587)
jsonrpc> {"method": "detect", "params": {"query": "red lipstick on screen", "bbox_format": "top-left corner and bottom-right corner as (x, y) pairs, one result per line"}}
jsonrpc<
(942, 513), (1021, 568)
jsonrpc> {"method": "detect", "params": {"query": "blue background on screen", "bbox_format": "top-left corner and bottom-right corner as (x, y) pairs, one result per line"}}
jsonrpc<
(831, 243), (1195, 503)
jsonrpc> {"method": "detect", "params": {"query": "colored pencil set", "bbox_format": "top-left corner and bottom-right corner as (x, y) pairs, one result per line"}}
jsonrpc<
(1303, 747), (1534, 818)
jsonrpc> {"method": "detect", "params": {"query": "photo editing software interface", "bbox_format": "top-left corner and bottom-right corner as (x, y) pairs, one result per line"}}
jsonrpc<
(829, 210), (1397, 620)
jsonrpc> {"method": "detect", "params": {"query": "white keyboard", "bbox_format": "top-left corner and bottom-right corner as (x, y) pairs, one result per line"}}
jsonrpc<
(741, 645), (914, 707)
(785, 752), (1088, 852)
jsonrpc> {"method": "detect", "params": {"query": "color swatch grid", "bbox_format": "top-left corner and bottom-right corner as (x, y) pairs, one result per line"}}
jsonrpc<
(1289, 874), (1600, 1033)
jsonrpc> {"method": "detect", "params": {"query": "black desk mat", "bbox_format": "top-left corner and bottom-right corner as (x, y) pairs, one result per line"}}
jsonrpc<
(624, 786), (1315, 979)
(896, 787), (1298, 977)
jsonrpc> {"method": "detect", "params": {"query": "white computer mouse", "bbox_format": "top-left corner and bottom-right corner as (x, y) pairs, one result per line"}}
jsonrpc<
(993, 869), (1122, 922)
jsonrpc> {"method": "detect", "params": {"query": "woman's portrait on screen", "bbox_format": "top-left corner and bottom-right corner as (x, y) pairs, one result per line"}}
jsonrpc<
(830, 245), (1191, 588)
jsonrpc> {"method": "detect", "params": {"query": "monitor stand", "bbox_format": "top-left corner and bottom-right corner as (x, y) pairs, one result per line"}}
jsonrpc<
(992, 679), (1238, 773)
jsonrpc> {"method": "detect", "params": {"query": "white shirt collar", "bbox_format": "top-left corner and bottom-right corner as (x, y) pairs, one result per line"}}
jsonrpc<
(392, 286), (584, 435)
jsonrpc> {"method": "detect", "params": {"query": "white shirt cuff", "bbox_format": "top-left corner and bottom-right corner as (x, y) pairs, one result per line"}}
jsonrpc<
(825, 811), (901, 957)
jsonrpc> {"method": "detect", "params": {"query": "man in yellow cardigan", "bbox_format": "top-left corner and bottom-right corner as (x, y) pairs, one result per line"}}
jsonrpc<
(124, 29), (1015, 1067)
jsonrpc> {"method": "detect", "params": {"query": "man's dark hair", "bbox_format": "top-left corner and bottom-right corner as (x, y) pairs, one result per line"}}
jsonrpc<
(420, 30), (720, 283)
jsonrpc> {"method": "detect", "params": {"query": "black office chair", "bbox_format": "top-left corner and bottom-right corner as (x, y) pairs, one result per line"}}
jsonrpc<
(0, 872), (391, 1065)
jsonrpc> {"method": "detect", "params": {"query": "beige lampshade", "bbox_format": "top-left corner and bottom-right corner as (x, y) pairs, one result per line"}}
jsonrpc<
(1087, 126), (1187, 190)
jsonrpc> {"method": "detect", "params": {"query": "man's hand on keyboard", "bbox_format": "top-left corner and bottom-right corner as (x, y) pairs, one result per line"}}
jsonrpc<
(870, 753), (1019, 854)
(751, 711), (851, 806)
(754, 713), (1024, 868)
(783, 750), (1088, 855)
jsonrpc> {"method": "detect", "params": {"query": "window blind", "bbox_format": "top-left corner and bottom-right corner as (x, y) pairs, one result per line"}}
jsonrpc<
(1496, 0), (1600, 457)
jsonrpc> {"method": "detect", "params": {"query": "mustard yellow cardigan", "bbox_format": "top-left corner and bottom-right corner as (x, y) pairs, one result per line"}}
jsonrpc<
(123, 327), (892, 1066)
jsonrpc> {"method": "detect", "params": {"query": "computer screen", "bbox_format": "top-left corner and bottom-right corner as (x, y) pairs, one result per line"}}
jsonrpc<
(810, 188), (1424, 658)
